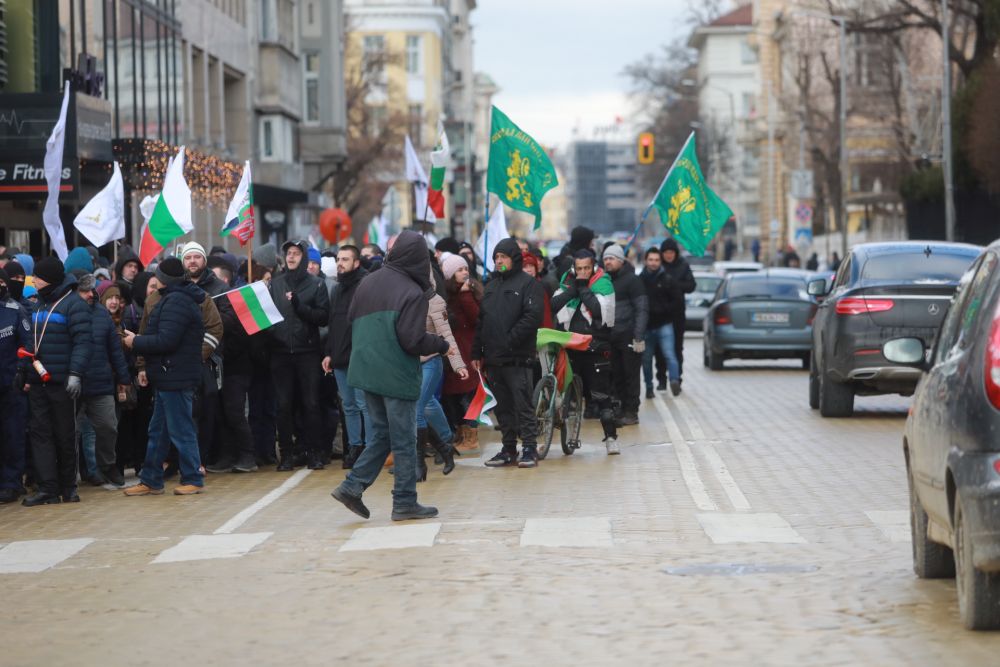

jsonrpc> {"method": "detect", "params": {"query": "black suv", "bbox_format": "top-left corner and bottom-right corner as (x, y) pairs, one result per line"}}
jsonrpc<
(886, 240), (1000, 629)
(808, 241), (980, 417)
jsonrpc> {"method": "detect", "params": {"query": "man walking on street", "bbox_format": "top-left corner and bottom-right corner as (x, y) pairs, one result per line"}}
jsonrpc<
(602, 244), (647, 426)
(22, 258), (92, 506)
(640, 247), (683, 399)
(330, 230), (451, 521)
(268, 240), (330, 470)
(657, 238), (696, 391)
(122, 257), (206, 496)
(472, 238), (544, 468)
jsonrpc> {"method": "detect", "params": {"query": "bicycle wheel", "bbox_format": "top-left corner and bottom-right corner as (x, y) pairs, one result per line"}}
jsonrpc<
(560, 376), (584, 455)
(532, 375), (557, 460)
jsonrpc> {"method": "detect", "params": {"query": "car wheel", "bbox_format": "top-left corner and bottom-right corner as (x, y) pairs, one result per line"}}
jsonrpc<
(808, 356), (820, 410)
(801, 352), (811, 370)
(908, 457), (954, 578)
(819, 369), (854, 417)
(955, 492), (1000, 630)
(703, 345), (710, 368)
(708, 346), (724, 371)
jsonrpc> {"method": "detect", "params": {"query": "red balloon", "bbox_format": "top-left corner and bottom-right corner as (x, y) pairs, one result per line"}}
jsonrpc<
(319, 208), (352, 243)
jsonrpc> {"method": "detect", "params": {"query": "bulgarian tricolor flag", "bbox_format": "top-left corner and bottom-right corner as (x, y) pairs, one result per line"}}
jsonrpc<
(464, 371), (498, 426)
(219, 282), (284, 335)
(554, 266), (616, 329)
(140, 147), (193, 265)
(220, 160), (255, 245)
(536, 328), (592, 391)
(427, 123), (448, 219)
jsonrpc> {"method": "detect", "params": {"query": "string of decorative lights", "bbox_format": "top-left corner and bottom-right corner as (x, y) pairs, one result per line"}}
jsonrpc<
(111, 138), (242, 207)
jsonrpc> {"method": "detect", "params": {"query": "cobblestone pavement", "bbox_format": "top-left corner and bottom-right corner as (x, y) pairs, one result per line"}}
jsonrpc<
(3, 336), (1000, 666)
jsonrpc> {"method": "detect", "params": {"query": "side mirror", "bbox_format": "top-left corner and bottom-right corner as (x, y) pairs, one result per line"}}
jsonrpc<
(807, 278), (829, 297)
(883, 337), (928, 370)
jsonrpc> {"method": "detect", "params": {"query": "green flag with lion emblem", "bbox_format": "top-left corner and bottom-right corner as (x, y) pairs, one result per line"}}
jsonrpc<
(646, 132), (733, 256)
(486, 106), (558, 229)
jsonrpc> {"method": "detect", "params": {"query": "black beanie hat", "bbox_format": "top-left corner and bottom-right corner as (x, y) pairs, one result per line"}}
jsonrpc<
(435, 237), (462, 255)
(155, 256), (185, 287)
(4, 260), (24, 281)
(34, 256), (66, 286)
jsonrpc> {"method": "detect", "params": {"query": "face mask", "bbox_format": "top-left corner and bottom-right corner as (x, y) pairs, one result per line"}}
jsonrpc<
(0, 284), (7, 301)
(8, 280), (22, 301)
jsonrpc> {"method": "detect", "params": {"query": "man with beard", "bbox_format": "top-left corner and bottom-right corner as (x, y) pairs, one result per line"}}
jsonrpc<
(602, 244), (648, 426)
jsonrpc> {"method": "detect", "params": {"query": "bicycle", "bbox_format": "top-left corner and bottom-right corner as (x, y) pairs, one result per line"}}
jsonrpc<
(533, 329), (589, 459)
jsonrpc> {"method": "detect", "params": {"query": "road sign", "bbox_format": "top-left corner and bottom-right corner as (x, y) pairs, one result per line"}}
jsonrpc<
(795, 203), (813, 223)
(790, 170), (814, 199)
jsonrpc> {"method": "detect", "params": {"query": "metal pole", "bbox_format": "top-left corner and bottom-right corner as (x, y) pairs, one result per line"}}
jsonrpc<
(767, 82), (776, 263)
(942, 0), (956, 241)
(839, 18), (849, 262)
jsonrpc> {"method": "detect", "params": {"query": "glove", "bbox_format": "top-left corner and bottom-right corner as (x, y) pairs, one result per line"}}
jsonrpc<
(632, 339), (646, 354)
(65, 375), (82, 401)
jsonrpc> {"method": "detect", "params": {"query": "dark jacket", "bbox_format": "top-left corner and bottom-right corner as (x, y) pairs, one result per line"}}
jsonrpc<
(82, 303), (130, 396)
(472, 238), (544, 366)
(608, 261), (648, 344)
(195, 269), (229, 298)
(26, 274), (92, 384)
(347, 231), (449, 400)
(132, 282), (206, 391)
(268, 265), (330, 355)
(663, 256), (697, 303)
(640, 266), (684, 328)
(326, 266), (368, 369)
(114, 245), (142, 284)
(551, 268), (614, 351)
(0, 297), (32, 388)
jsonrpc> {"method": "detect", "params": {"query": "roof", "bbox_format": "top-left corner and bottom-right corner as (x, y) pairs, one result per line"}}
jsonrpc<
(688, 4), (753, 48)
(709, 4), (752, 27)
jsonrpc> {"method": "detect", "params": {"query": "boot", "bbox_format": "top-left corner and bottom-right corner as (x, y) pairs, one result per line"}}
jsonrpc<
(416, 428), (429, 482)
(426, 427), (457, 476)
(343, 445), (363, 470)
(458, 425), (480, 453)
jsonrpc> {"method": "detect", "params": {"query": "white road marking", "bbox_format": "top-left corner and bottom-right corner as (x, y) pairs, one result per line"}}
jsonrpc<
(0, 538), (95, 574)
(673, 441), (718, 512)
(152, 533), (273, 564)
(701, 442), (752, 511)
(697, 513), (807, 544)
(339, 523), (442, 552)
(520, 517), (613, 548)
(865, 510), (911, 543)
(651, 394), (686, 444)
(213, 468), (312, 534)
(673, 397), (708, 441)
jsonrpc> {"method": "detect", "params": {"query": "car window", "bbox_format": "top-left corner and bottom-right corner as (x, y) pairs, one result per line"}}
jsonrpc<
(933, 254), (993, 364)
(695, 276), (722, 293)
(727, 277), (808, 300)
(957, 252), (998, 351)
(833, 256), (852, 289)
(860, 250), (977, 284)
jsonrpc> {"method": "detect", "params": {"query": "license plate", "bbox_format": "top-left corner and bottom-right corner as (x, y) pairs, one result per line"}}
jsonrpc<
(751, 312), (789, 324)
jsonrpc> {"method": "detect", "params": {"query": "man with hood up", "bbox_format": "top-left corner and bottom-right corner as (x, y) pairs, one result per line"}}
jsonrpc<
(471, 238), (544, 468)
(21, 257), (93, 506)
(268, 240), (330, 471)
(554, 225), (596, 280)
(114, 246), (143, 286)
(657, 237), (697, 390)
(330, 230), (451, 522)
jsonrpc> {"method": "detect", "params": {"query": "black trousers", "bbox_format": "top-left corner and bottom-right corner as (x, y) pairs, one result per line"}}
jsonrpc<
(568, 350), (617, 440)
(218, 372), (256, 464)
(656, 318), (687, 384)
(610, 343), (642, 415)
(193, 362), (220, 464)
(271, 352), (323, 458)
(249, 363), (277, 462)
(486, 365), (537, 450)
(117, 385), (153, 474)
(29, 384), (77, 495)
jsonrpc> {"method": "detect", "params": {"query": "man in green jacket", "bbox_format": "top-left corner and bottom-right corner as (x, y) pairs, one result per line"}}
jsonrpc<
(330, 231), (451, 521)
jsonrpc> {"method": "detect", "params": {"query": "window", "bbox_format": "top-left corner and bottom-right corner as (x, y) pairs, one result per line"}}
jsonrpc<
(260, 0), (295, 50)
(860, 250), (978, 284)
(934, 253), (997, 364)
(262, 119), (274, 158)
(368, 106), (387, 137)
(303, 51), (320, 124)
(406, 35), (421, 75)
(260, 114), (294, 161)
(853, 33), (892, 89)
(408, 103), (423, 145)
(307, 1), (314, 24)
(363, 35), (386, 87)
(740, 38), (758, 65)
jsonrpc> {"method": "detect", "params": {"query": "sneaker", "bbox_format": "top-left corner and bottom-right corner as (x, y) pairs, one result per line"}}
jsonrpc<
(123, 483), (164, 497)
(618, 412), (639, 426)
(670, 381), (682, 396)
(307, 453), (325, 470)
(517, 447), (539, 468)
(645, 387), (654, 399)
(62, 490), (81, 503)
(276, 458), (296, 472)
(206, 460), (235, 474)
(605, 437), (621, 455)
(484, 449), (518, 467)
(331, 484), (371, 519)
(233, 458), (259, 473)
(656, 382), (667, 391)
(85, 473), (105, 487)
(21, 492), (61, 506)
(173, 485), (204, 495)
(391, 503), (439, 521)
(0, 487), (25, 504)
(102, 467), (126, 487)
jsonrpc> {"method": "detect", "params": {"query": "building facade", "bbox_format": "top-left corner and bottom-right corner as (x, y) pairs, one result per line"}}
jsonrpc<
(563, 139), (641, 238)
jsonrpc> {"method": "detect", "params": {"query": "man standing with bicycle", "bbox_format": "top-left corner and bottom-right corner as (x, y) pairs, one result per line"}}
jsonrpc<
(551, 251), (620, 454)
(472, 239), (544, 468)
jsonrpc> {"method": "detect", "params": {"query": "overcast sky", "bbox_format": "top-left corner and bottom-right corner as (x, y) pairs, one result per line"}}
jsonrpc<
(472, 0), (691, 149)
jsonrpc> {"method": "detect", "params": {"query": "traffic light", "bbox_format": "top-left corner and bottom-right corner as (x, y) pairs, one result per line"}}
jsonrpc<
(638, 132), (654, 164)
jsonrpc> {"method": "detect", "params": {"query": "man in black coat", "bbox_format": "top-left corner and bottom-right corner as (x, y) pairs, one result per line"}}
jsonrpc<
(553, 225), (595, 280)
(268, 240), (331, 471)
(322, 245), (370, 469)
(0, 267), (32, 504)
(640, 247), (683, 398)
(657, 237), (697, 389)
(602, 244), (648, 426)
(123, 257), (207, 496)
(21, 258), (93, 506)
(471, 238), (544, 468)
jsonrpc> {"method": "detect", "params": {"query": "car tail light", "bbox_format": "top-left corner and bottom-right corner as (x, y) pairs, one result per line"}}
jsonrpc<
(807, 304), (818, 325)
(714, 304), (731, 325)
(993, 459), (1000, 475)
(984, 301), (1000, 410)
(836, 297), (895, 316)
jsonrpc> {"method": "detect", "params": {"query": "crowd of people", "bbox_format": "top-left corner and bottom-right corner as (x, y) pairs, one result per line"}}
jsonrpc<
(0, 225), (696, 519)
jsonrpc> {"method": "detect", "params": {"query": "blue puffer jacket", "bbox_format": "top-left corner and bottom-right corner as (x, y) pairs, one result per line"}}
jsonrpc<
(0, 298), (32, 388)
(132, 282), (205, 391)
(26, 274), (92, 384)
(82, 303), (130, 397)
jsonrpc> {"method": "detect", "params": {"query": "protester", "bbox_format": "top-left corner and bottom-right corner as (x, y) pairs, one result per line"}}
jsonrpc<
(639, 247), (682, 399)
(248, 247), (278, 465)
(657, 238), (696, 390)
(441, 252), (482, 452)
(113, 247), (142, 286)
(0, 267), (31, 503)
(602, 244), (648, 427)
(360, 244), (384, 272)
(521, 252), (553, 330)
(554, 225), (595, 279)
(5, 260), (29, 307)
(472, 238), (544, 468)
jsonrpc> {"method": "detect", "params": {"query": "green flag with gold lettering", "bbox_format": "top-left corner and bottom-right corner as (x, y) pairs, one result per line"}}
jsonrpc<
(646, 132), (733, 257)
(486, 106), (558, 229)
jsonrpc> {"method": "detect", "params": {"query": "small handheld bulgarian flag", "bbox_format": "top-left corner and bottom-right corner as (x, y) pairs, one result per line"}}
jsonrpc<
(217, 282), (283, 335)
(427, 122), (448, 219)
(464, 371), (497, 426)
(221, 160), (255, 246)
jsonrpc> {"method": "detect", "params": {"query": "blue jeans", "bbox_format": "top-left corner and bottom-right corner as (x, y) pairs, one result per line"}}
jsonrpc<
(644, 324), (679, 387)
(140, 389), (204, 490)
(334, 367), (370, 448)
(416, 357), (454, 444)
(341, 391), (418, 508)
(78, 415), (97, 478)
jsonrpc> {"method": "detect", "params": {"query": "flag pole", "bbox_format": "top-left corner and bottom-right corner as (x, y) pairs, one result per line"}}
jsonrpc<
(247, 163), (254, 282)
(626, 131), (696, 255)
(482, 107), (492, 279)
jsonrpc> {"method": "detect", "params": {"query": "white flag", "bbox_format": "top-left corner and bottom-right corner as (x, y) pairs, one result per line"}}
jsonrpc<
(42, 85), (71, 260)
(404, 135), (436, 224)
(73, 161), (125, 247)
(476, 201), (510, 272)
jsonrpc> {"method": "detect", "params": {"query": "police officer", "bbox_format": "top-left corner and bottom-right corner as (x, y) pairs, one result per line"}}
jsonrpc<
(0, 268), (31, 503)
